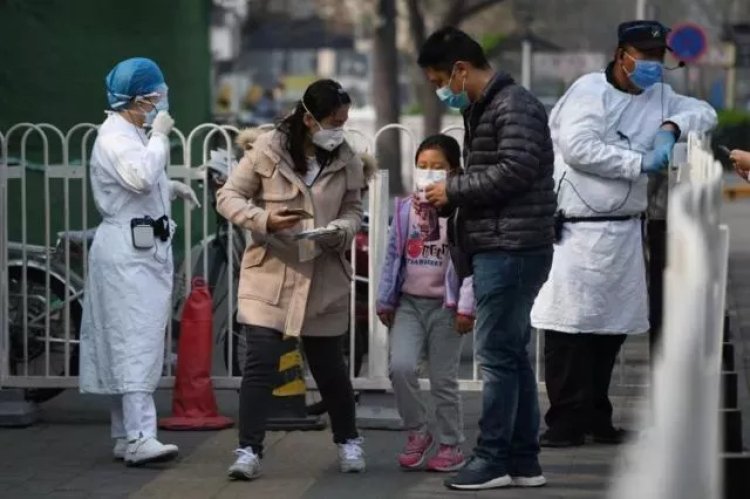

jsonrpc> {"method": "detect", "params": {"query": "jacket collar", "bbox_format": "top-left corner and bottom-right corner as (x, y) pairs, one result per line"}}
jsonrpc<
(263, 129), (356, 177)
(107, 112), (148, 143)
(605, 61), (632, 94)
(469, 71), (515, 110)
(461, 71), (515, 125)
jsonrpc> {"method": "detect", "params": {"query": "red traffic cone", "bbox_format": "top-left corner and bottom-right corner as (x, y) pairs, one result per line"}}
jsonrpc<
(159, 277), (233, 430)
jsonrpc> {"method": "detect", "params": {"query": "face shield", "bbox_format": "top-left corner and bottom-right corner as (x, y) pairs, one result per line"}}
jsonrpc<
(135, 83), (170, 112)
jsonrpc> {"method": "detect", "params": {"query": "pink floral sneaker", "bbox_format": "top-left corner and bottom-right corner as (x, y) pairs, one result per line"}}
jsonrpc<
(426, 444), (466, 472)
(398, 431), (434, 469)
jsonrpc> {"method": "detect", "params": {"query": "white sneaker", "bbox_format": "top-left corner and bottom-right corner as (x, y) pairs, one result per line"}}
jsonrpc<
(227, 447), (262, 481)
(512, 475), (547, 487)
(113, 438), (128, 460)
(338, 437), (366, 473)
(124, 437), (179, 467)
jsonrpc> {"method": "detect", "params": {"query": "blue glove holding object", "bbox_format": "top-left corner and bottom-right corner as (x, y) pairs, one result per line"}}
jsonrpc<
(641, 129), (677, 173)
(641, 148), (670, 173)
(652, 129), (677, 151)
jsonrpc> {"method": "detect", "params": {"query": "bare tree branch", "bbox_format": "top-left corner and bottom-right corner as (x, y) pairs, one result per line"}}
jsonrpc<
(440, 0), (465, 27)
(443, 0), (507, 26)
(405, 0), (427, 47)
(373, 0), (403, 194)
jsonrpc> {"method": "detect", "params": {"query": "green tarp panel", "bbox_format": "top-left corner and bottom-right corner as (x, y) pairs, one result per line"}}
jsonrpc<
(0, 0), (211, 131)
(0, 0), (213, 256)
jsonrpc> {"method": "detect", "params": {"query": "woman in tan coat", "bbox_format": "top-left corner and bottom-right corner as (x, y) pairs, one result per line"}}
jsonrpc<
(216, 80), (367, 481)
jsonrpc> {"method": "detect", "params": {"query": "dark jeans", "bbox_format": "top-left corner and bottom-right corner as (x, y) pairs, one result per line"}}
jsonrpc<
(238, 326), (358, 455)
(647, 219), (667, 362)
(543, 331), (626, 437)
(471, 248), (552, 473)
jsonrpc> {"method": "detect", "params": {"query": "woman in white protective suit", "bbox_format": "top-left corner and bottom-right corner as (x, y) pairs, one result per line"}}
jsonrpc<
(79, 57), (199, 466)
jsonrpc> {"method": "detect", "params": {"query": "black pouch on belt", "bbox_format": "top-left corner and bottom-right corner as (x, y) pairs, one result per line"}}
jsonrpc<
(153, 215), (171, 242)
(553, 211), (565, 244)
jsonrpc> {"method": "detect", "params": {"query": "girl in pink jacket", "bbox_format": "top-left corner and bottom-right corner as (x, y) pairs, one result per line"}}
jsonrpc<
(377, 135), (475, 472)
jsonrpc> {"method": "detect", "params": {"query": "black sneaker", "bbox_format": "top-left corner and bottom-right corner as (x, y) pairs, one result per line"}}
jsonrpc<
(591, 427), (632, 444)
(510, 460), (547, 487)
(539, 429), (585, 448)
(444, 456), (511, 491)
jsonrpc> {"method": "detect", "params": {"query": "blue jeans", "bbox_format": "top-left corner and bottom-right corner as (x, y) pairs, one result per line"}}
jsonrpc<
(471, 248), (552, 473)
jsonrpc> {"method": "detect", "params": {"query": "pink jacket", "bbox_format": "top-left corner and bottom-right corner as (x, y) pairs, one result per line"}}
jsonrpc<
(376, 197), (475, 316)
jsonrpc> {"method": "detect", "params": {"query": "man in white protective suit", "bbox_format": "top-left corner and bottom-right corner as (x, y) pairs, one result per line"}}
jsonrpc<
(79, 57), (199, 466)
(530, 21), (717, 448)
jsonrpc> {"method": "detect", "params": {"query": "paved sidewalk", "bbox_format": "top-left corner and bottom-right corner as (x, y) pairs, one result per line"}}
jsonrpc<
(723, 196), (750, 448)
(0, 387), (642, 499)
(0, 390), (215, 499)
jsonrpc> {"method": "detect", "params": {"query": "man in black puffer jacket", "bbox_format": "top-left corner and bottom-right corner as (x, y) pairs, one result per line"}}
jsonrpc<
(418, 27), (555, 492)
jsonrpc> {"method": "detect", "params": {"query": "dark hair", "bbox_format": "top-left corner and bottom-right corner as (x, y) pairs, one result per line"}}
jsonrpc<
(278, 79), (352, 174)
(415, 134), (462, 174)
(418, 27), (490, 73)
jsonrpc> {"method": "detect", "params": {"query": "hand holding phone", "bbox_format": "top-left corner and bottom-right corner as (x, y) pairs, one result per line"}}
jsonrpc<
(718, 145), (731, 157)
(281, 208), (313, 219)
(267, 209), (304, 233)
(728, 148), (750, 182)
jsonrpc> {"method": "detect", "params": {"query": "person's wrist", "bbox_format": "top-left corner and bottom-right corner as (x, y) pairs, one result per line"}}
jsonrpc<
(660, 122), (680, 140)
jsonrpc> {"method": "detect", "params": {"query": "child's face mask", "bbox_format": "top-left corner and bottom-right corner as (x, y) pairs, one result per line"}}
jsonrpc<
(414, 168), (447, 202)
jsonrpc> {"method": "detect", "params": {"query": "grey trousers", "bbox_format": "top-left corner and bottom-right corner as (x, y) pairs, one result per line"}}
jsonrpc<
(389, 294), (465, 445)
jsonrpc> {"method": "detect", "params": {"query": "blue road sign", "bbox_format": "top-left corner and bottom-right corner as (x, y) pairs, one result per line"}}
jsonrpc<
(668, 23), (708, 63)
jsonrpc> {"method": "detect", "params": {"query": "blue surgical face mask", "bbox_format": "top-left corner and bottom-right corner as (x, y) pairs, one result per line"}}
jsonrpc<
(140, 96), (168, 127)
(144, 107), (158, 127)
(624, 52), (663, 90)
(436, 70), (470, 110)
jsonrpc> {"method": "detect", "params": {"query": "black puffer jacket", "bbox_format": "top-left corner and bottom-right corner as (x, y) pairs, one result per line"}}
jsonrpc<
(446, 72), (556, 253)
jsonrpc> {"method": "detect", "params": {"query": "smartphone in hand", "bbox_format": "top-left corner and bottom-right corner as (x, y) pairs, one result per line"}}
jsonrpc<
(718, 145), (731, 158)
(282, 208), (313, 219)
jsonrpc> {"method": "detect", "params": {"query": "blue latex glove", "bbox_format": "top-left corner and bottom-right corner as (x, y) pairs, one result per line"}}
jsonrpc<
(641, 129), (677, 173)
(641, 148), (670, 173)
(653, 129), (677, 155)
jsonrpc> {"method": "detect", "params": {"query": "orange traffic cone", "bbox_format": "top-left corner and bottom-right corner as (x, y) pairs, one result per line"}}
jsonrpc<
(159, 277), (233, 430)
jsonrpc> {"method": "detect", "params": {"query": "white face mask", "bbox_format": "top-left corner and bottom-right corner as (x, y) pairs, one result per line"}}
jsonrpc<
(413, 168), (447, 201)
(312, 126), (345, 151)
(303, 101), (346, 151)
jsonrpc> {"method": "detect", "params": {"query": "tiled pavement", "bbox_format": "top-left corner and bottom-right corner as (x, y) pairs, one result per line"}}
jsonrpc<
(722, 197), (750, 450)
(1, 382), (642, 499)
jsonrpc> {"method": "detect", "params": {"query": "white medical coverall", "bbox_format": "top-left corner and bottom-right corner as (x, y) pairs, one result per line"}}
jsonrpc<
(530, 71), (717, 335)
(79, 112), (173, 441)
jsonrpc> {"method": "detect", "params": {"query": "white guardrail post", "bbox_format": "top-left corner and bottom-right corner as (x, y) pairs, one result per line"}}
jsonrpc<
(365, 168), (390, 387)
(609, 132), (726, 499)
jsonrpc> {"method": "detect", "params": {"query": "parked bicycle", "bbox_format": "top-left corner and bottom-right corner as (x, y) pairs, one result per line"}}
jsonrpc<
(7, 228), (91, 402)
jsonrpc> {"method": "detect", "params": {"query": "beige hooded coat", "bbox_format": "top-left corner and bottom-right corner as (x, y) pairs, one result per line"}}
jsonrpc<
(216, 129), (365, 337)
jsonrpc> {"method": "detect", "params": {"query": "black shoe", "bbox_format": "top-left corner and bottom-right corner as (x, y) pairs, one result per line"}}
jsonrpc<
(444, 456), (511, 491)
(591, 427), (632, 444)
(539, 430), (585, 448)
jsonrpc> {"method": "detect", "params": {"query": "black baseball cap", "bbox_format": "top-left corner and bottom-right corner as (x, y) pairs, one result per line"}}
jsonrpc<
(618, 20), (672, 50)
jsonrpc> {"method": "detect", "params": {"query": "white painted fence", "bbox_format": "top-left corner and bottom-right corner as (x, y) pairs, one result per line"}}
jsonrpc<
(0, 122), (703, 399)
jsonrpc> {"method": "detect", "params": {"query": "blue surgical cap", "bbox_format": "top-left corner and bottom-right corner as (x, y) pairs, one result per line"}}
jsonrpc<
(105, 57), (166, 110)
